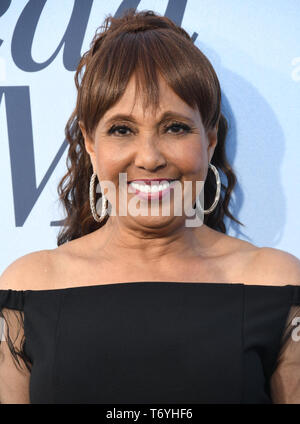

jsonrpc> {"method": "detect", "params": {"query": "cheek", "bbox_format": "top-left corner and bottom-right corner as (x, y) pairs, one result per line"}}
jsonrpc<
(95, 146), (127, 182)
(173, 142), (206, 175)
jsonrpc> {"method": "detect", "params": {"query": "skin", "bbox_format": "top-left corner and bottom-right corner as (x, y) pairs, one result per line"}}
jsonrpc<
(78, 72), (225, 271)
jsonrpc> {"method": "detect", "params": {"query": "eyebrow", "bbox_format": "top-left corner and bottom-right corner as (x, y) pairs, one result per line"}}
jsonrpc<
(104, 111), (197, 127)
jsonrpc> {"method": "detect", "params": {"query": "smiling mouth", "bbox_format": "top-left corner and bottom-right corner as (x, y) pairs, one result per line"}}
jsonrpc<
(127, 179), (179, 200)
(127, 178), (178, 185)
(129, 179), (178, 190)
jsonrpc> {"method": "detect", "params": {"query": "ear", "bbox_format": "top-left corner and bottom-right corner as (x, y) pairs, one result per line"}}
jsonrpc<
(79, 120), (97, 171)
(206, 126), (218, 163)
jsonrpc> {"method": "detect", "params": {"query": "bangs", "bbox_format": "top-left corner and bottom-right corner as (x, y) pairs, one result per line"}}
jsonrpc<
(78, 22), (220, 138)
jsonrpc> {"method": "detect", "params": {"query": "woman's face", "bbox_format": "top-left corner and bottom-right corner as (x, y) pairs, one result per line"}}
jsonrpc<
(81, 73), (218, 230)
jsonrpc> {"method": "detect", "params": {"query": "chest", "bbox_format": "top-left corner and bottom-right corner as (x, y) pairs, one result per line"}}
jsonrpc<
(55, 250), (247, 287)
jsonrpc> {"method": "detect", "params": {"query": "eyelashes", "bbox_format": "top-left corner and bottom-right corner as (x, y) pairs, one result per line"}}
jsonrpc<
(107, 122), (193, 137)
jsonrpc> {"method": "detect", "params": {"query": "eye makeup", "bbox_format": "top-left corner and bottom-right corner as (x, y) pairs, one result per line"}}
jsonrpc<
(107, 121), (194, 137)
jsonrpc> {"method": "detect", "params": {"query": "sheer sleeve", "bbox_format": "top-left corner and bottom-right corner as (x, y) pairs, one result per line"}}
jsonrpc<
(270, 286), (300, 403)
(0, 289), (32, 403)
(0, 289), (33, 402)
(0, 289), (32, 373)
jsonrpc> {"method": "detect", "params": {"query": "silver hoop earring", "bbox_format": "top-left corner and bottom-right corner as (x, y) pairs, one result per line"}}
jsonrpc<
(196, 163), (221, 214)
(89, 172), (108, 223)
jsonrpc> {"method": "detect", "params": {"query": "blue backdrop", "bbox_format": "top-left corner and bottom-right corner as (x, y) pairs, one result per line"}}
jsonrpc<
(1, 0), (299, 273)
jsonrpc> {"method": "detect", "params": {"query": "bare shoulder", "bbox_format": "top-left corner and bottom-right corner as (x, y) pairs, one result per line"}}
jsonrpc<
(0, 249), (53, 291)
(211, 230), (300, 287)
(249, 247), (300, 286)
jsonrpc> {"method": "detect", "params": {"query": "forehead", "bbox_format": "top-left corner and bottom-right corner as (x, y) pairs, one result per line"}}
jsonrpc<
(101, 73), (201, 124)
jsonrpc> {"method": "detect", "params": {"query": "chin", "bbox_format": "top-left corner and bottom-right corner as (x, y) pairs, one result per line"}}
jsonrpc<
(129, 214), (180, 229)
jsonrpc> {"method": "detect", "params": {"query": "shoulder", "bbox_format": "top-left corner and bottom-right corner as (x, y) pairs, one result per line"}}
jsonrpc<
(216, 232), (300, 287)
(0, 249), (53, 291)
(249, 247), (300, 286)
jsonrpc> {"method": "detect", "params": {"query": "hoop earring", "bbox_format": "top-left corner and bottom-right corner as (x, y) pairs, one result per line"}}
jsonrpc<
(89, 172), (108, 223)
(196, 163), (221, 214)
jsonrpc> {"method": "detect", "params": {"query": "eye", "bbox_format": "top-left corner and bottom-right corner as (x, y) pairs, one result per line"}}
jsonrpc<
(108, 125), (132, 136)
(165, 122), (192, 135)
(107, 121), (192, 137)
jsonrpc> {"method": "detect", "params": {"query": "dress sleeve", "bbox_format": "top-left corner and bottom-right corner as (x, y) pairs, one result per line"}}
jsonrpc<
(270, 285), (300, 403)
(0, 289), (32, 373)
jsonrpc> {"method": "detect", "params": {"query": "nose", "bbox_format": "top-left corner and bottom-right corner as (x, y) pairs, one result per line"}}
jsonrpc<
(134, 137), (167, 171)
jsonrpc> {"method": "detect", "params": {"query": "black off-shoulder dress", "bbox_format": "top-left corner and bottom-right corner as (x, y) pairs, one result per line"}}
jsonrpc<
(0, 281), (300, 404)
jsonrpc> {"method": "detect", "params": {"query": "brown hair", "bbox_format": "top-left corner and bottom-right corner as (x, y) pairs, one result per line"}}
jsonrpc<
(56, 8), (244, 246)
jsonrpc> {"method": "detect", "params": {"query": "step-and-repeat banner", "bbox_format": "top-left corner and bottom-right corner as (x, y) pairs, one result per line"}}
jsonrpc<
(1, 0), (299, 271)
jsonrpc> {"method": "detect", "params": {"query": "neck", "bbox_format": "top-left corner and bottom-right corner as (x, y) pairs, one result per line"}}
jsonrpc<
(90, 217), (219, 263)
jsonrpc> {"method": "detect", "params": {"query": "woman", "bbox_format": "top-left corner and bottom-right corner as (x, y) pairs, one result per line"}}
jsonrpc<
(0, 9), (300, 404)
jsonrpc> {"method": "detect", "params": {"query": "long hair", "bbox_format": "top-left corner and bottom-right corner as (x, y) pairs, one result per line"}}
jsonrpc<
(56, 8), (244, 246)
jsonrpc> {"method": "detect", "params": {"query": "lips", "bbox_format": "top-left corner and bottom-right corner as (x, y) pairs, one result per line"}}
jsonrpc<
(128, 179), (178, 200)
(127, 178), (177, 185)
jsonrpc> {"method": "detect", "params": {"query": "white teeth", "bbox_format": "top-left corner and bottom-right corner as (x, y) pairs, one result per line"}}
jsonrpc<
(130, 181), (172, 193)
